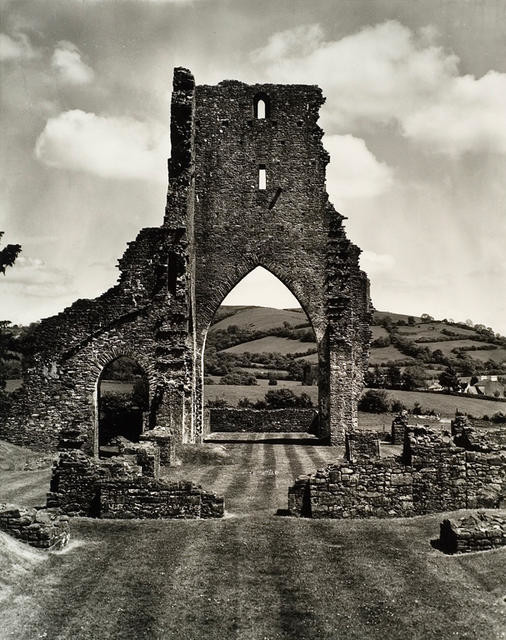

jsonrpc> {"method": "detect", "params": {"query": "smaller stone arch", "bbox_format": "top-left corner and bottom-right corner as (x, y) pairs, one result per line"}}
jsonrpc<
(93, 349), (153, 457)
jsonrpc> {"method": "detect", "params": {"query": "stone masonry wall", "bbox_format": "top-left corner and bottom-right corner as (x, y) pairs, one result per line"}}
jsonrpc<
(0, 503), (70, 549)
(47, 449), (224, 519)
(209, 408), (318, 433)
(0, 66), (371, 452)
(439, 512), (506, 553)
(288, 423), (505, 518)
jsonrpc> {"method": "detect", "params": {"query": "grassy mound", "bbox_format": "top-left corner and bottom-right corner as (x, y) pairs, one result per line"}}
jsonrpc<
(0, 440), (54, 472)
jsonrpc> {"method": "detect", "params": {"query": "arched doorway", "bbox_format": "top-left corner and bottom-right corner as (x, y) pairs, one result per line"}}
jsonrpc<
(202, 266), (319, 432)
(97, 356), (149, 456)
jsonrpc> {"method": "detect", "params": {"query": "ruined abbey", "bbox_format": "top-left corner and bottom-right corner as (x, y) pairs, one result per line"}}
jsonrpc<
(0, 67), (372, 456)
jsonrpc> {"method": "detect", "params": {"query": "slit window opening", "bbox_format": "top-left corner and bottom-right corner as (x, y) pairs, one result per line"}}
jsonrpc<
(258, 166), (266, 190)
(256, 99), (266, 119)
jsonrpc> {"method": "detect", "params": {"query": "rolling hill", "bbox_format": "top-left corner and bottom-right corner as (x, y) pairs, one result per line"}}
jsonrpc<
(208, 305), (506, 377)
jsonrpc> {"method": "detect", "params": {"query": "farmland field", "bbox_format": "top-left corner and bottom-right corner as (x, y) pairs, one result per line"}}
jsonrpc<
(211, 306), (306, 332)
(221, 336), (316, 355)
(368, 345), (413, 365)
(205, 382), (506, 418)
(425, 340), (498, 355)
(0, 438), (505, 640)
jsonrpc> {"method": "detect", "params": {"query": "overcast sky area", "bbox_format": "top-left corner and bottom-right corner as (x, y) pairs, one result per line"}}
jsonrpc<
(1, 0), (505, 333)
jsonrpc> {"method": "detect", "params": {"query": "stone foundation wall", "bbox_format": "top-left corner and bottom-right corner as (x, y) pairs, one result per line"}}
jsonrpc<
(209, 408), (318, 433)
(47, 450), (224, 519)
(100, 478), (224, 519)
(288, 423), (505, 518)
(0, 503), (70, 549)
(439, 512), (506, 553)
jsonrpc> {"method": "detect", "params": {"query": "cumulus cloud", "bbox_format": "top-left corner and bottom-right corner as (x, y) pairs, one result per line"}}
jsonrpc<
(403, 71), (506, 155)
(3, 256), (74, 298)
(34, 110), (169, 181)
(325, 134), (393, 200)
(253, 21), (506, 156)
(0, 32), (39, 61)
(51, 41), (94, 85)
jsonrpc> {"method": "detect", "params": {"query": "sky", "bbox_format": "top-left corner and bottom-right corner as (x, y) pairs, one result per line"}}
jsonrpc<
(1, 0), (505, 333)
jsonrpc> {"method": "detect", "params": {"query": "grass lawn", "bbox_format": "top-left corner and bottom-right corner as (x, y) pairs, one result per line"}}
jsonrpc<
(0, 436), (505, 640)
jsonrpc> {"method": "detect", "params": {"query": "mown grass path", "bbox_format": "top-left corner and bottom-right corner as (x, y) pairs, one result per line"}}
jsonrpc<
(0, 435), (505, 640)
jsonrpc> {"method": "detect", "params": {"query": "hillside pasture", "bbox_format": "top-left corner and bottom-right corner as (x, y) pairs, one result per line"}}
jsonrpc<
(370, 325), (389, 340)
(468, 348), (506, 363)
(396, 322), (478, 341)
(369, 345), (414, 365)
(426, 339), (498, 356)
(211, 306), (306, 332)
(220, 336), (316, 356)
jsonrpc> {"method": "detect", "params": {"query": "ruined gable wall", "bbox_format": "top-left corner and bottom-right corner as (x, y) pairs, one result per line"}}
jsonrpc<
(192, 81), (330, 338)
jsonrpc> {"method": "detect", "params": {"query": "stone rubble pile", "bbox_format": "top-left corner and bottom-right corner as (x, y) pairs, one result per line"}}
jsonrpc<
(439, 511), (506, 553)
(0, 503), (70, 549)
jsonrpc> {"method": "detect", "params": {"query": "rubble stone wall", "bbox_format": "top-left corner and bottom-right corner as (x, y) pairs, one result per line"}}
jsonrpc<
(209, 408), (318, 433)
(439, 512), (506, 553)
(0, 503), (70, 549)
(47, 450), (224, 519)
(288, 424), (505, 518)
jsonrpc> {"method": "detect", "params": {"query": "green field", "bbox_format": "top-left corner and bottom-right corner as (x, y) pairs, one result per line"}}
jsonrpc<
(211, 306), (306, 332)
(369, 345), (414, 365)
(221, 336), (316, 356)
(205, 383), (506, 418)
(0, 438), (504, 640)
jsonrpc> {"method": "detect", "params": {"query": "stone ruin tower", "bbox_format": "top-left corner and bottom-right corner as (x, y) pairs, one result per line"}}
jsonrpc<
(1, 68), (371, 454)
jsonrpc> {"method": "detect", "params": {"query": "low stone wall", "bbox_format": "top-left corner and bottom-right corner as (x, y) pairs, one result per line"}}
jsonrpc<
(209, 408), (318, 433)
(47, 450), (224, 519)
(0, 503), (70, 549)
(100, 478), (223, 519)
(288, 422), (506, 519)
(439, 512), (506, 553)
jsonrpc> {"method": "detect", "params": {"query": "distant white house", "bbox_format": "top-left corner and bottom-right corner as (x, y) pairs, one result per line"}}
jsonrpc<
(459, 375), (504, 398)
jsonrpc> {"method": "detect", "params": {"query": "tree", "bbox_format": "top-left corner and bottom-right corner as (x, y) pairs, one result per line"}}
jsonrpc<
(407, 316), (415, 326)
(0, 233), (22, 392)
(0, 232), (21, 275)
(386, 365), (402, 388)
(420, 313), (434, 323)
(358, 389), (390, 414)
(402, 366), (426, 391)
(438, 366), (460, 392)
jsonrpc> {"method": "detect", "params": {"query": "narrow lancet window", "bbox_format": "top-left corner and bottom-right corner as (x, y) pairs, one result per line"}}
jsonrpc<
(258, 165), (266, 190)
(254, 94), (270, 119)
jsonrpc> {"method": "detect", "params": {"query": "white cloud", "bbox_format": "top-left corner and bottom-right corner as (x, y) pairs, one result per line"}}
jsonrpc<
(0, 32), (39, 61)
(403, 71), (506, 155)
(360, 251), (395, 274)
(51, 41), (94, 85)
(325, 134), (393, 200)
(3, 256), (74, 298)
(253, 21), (506, 156)
(34, 110), (169, 181)
(252, 24), (324, 63)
